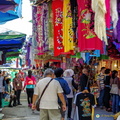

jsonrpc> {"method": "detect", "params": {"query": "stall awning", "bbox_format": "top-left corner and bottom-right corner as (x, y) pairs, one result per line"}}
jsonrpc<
(0, 0), (22, 24)
(0, 0), (17, 13)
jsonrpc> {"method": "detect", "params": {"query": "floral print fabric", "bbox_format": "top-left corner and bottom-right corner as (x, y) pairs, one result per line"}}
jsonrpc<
(63, 0), (74, 52)
(52, 0), (64, 56)
(77, 0), (103, 52)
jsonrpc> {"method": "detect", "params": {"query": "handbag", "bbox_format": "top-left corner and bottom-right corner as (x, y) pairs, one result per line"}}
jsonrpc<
(110, 84), (119, 95)
(36, 79), (53, 111)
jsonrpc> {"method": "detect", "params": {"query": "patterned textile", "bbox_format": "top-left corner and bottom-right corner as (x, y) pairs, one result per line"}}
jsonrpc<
(117, 0), (120, 42)
(52, 0), (64, 56)
(48, 1), (54, 50)
(36, 4), (49, 55)
(63, 0), (74, 52)
(32, 6), (37, 47)
(77, 0), (103, 52)
(35, 0), (51, 4)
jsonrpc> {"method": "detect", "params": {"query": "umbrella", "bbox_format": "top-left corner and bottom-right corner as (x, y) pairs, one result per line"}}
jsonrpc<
(0, 0), (17, 13)
(0, 0), (22, 24)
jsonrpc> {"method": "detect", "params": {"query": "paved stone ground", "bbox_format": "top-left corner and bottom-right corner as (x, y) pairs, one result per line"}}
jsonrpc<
(1, 93), (114, 120)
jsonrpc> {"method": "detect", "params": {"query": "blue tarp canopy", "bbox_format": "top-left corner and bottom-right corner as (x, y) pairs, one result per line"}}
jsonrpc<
(0, 0), (17, 5)
(0, 0), (22, 24)
(0, 36), (26, 50)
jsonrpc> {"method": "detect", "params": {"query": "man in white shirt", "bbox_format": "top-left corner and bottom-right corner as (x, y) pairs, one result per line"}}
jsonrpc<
(32, 68), (66, 120)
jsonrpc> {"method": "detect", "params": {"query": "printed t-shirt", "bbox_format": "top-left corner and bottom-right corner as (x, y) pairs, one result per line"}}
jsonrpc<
(75, 93), (95, 120)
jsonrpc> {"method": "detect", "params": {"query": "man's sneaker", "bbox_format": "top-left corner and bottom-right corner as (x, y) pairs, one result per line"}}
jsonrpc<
(0, 108), (2, 112)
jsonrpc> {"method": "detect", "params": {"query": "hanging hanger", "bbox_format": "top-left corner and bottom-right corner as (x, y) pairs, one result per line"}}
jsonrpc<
(82, 89), (89, 93)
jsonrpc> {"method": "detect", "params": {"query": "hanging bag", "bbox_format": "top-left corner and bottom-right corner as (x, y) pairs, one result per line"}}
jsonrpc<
(36, 78), (53, 111)
(110, 78), (119, 95)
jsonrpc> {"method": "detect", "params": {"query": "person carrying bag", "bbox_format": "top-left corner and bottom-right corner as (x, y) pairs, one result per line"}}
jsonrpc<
(36, 78), (53, 111)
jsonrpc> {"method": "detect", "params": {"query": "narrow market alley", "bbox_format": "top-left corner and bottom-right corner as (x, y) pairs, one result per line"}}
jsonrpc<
(1, 93), (114, 120)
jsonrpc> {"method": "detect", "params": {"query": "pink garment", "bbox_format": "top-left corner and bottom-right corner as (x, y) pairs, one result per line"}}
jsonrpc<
(105, 0), (111, 29)
(24, 76), (36, 87)
(77, 0), (103, 52)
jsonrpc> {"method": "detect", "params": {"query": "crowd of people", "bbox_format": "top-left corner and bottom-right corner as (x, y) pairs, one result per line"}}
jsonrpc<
(0, 67), (120, 120)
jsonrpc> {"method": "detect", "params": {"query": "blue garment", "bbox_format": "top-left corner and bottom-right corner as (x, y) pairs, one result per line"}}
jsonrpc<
(26, 85), (35, 89)
(55, 77), (71, 95)
(4, 84), (12, 97)
(112, 94), (120, 113)
(55, 77), (71, 103)
(5, 84), (12, 93)
(99, 89), (105, 107)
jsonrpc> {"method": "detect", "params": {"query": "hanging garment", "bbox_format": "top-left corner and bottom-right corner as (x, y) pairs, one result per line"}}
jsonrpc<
(32, 6), (37, 48)
(36, 5), (44, 55)
(74, 93), (95, 120)
(63, 0), (74, 52)
(52, 0), (64, 56)
(113, 41), (120, 52)
(37, 3), (49, 55)
(48, 1), (54, 50)
(108, 36), (120, 59)
(92, 0), (108, 44)
(105, 0), (111, 29)
(110, 0), (118, 28)
(35, 0), (51, 5)
(117, 0), (120, 42)
(77, 0), (103, 52)
(42, 3), (49, 53)
(70, 0), (78, 45)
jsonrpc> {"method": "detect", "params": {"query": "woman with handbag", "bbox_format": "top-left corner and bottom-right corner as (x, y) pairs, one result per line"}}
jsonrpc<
(23, 70), (36, 108)
(110, 70), (120, 113)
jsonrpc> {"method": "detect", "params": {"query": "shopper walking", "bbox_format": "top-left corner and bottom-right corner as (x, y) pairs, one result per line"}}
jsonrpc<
(110, 70), (120, 113)
(32, 68), (66, 120)
(13, 73), (22, 105)
(23, 70), (36, 107)
(0, 70), (4, 111)
(97, 67), (106, 109)
(54, 68), (71, 120)
(63, 69), (78, 120)
(104, 69), (111, 112)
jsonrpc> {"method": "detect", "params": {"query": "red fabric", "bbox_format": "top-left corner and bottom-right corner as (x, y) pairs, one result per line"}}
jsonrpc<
(77, 0), (103, 52)
(24, 76), (36, 87)
(105, 0), (111, 29)
(52, 0), (64, 56)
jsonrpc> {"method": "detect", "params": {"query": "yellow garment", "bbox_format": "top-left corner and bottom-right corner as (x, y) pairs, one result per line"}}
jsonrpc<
(63, 0), (74, 52)
(92, 107), (94, 120)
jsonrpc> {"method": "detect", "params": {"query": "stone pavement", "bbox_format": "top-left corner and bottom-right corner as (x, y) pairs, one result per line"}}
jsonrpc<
(1, 93), (114, 120)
